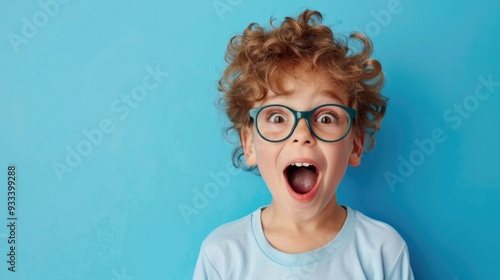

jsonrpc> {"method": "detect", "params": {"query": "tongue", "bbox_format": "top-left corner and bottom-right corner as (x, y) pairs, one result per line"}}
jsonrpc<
(288, 167), (317, 194)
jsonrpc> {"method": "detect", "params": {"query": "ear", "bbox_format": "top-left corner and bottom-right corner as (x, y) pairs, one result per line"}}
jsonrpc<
(241, 126), (257, 167)
(348, 131), (365, 167)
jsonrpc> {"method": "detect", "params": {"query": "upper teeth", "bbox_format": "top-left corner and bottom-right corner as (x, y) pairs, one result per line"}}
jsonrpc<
(291, 162), (312, 167)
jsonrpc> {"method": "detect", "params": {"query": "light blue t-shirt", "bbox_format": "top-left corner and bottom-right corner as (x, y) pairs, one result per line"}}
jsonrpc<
(193, 206), (414, 280)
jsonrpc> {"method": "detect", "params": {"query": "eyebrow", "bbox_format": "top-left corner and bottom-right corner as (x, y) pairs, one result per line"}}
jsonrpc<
(319, 89), (349, 104)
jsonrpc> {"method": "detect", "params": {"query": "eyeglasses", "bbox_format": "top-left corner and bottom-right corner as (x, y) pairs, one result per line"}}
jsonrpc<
(248, 104), (357, 143)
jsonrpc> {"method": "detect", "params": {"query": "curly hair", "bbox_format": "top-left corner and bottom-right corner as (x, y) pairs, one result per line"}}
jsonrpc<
(218, 9), (387, 170)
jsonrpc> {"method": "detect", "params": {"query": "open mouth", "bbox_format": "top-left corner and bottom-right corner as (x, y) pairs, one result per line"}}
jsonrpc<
(285, 162), (319, 194)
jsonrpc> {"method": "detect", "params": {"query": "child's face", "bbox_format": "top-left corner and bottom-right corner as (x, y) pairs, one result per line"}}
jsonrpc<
(241, 68), (363, 221)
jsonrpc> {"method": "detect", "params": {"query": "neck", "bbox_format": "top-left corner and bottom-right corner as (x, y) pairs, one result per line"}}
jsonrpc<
(263, 198), (346, 235)
(260, 199), (347, 253)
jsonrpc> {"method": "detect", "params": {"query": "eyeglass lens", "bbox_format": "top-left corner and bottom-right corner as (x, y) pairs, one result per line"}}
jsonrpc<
(255, 105), (351, 142)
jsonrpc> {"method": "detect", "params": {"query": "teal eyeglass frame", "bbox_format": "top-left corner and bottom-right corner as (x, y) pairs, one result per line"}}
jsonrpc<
(248, 104), (357, 143)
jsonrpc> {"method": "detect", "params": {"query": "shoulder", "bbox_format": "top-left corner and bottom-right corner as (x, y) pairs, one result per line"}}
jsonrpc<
(351, 210), (415, 279)
(351, 208), (406, 247)
(200, 209), (257, 257)
(196, 208), (262, 277)
(348, 208), (411, 277)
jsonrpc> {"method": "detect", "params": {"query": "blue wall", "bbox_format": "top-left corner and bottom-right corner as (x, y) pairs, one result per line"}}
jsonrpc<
(0, 0), (498, 279)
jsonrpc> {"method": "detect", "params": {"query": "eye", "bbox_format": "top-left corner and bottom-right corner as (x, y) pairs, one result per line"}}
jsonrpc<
(316, 113), (338, 124)
(268, 113), (287, 123)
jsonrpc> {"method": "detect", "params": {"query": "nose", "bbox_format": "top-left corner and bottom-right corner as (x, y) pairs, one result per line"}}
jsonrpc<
(291, 118), (316, 144)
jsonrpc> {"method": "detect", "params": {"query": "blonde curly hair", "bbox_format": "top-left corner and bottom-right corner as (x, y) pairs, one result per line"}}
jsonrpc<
(218, 9), (387, 170)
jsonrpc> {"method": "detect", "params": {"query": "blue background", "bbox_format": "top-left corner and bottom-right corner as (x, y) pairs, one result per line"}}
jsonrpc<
(1, 0), (499, 279)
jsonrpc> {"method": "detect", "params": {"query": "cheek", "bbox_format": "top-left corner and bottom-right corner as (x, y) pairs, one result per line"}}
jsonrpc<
(335, 134), (355, 157)
(254, 139), (275, 166)
(323, 141), (354, 175)
(253, 138), (283, 183)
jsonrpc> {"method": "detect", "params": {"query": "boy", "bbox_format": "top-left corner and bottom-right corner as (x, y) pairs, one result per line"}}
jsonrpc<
(194, 9), (414, 279)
